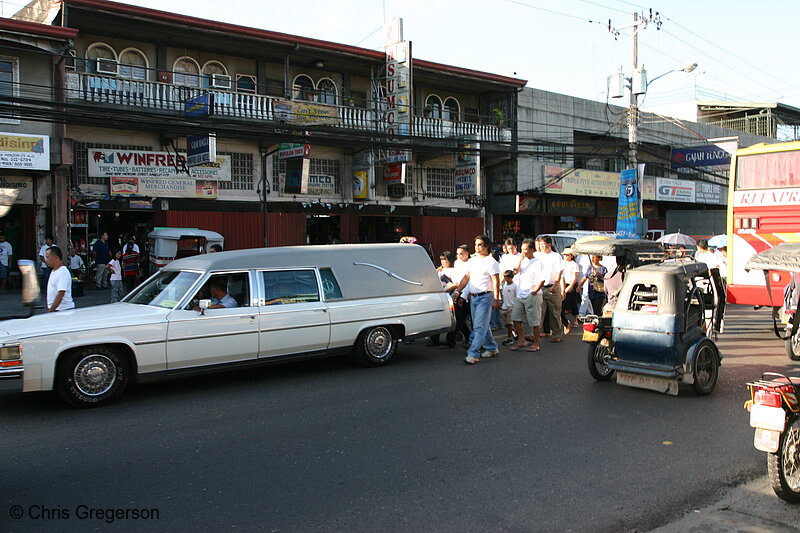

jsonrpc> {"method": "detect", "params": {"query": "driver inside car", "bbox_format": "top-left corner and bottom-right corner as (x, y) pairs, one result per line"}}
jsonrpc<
(193, 278), (238, 310)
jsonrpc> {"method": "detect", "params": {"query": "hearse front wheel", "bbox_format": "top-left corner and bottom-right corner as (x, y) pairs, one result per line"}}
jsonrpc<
(56, 346), (130, 408)
(354, 326), (397, 367)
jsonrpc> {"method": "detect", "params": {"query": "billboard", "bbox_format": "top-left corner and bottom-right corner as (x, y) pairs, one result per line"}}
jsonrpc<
(0, 133), (49, 170)
(89, 149), (231, 181)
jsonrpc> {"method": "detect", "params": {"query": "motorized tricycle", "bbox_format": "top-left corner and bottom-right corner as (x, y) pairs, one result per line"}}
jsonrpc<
(743, 242), (800, 502)
(573, 239), (726, 395)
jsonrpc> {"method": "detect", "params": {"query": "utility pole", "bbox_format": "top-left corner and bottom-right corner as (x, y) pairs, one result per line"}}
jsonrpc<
(627, 11), (639, 170)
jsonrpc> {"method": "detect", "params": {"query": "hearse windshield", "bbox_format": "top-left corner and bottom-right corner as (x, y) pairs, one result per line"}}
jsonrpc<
(124, 270), (201, 308)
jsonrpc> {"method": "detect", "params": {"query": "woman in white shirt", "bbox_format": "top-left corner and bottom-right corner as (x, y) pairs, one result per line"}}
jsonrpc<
(107, 249), (125, 303)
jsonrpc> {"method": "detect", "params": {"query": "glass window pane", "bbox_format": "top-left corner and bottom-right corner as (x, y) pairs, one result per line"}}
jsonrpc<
(0, 61), (12, 97)
(319, 268), (343, 299)
(425, 96), (442, 119)
(126, 271), (200, 308)
(444, 98), (459, 121)
(261, 270), (320, 304)
(317, 79), (336, 105)
(293, 75), (315, 101)
(174, 58), (199, 87)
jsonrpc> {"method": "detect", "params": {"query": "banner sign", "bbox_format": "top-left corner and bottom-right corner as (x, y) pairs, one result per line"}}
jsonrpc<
(277, 143), (310, 160)
(110, 177), (218, 199)
(88, 149), (231, 181)
(0, 176), (33, 204)
(0, 133), (49, 170)
(616, 169), (640, 239)
(546, 197), (595, 216)
(273, 100), (340, 126)
(695, 181), (726, 205)
(307, 175), (336, 196)
(187, 134), (217, 167)
(185, 93), (214, 118)
(283, 157), (310, 194)
(384, 18), (412, 164)
(671, 145), (731, 172)
(656, 177), (696, 203)
(454, 139), (479, 196)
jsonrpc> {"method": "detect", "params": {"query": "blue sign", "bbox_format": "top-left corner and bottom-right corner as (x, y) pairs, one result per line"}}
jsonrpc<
(616, 169), (640, 239)
(670, 145), (731, 172)
(187, 134), (217, 166)
(185, 93), (214, 117)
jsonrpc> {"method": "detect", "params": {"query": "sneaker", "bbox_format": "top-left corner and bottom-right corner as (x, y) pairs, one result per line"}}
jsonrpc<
(501, 338), (515, 346)
(464, 356), (480, 364)
(481, 349), (500, 358)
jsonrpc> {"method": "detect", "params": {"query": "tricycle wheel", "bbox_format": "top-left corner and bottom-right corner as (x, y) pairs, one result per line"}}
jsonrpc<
(768, 416), (800, 503)
(587, 342), (614, 381)
(785, 322), (800, 361)
(691, 339), (719, 395)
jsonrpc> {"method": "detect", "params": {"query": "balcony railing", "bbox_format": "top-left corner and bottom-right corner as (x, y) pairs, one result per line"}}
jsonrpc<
(65, 72), (512, 142)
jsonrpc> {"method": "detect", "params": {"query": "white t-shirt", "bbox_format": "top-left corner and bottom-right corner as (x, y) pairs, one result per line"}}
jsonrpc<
(47, 265), (74, 311)
(517, 257), (545, 299)
(0, 241), (11, 266)
(465, 254), (500, 294)
(695, 250), (719, 270)
(534, 250), (565, 285)
(108, 259), (122, 281)
(69, 255), (84, 270)
(502, 282), (517, 310)
(39, 244), (56, 267)
(563, 260), (581, 285)
(498, 252), (520, 277)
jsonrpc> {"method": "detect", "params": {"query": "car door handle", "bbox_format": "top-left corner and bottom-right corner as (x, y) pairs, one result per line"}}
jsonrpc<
(313, 309), (328, 313)
(241, 315), (256, 320)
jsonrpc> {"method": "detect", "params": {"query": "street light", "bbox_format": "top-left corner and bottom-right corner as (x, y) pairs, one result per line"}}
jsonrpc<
(647, 62), (698, 88)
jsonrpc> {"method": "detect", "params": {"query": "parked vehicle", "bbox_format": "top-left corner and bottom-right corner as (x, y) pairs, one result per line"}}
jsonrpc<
(573, 239), (725, 395)
(744, 243), (800, 502)
(744, 242), (800, 360)
(0, 244), (455, 407)
(148, 228), (224, 272)
(535, 230), (617, 253)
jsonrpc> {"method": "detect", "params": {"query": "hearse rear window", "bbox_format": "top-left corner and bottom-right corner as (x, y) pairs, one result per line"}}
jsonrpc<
(319, 268), (343, 299)
(261, 270), (319, 305)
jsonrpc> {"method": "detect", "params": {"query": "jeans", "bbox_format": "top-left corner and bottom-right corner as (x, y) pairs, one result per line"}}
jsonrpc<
(468, 292), (498, 357)
(489, 308), (501, 329)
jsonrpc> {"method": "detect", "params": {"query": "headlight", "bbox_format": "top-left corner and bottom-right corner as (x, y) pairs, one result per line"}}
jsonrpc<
(0, 343), (21, 360)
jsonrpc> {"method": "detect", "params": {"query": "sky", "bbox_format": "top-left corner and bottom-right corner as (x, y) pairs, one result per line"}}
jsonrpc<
(8, 0), (800, 109)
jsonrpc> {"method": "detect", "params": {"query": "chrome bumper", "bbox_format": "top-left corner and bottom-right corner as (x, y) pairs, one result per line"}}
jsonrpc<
(0, 367), (23, 393)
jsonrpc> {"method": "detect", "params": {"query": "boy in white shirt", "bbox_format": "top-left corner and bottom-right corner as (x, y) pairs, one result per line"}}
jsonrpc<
(500, 270), (518, 345)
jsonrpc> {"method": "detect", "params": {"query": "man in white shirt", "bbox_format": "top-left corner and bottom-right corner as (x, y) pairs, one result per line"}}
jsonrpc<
(694, 239), (719, 270)
(534, 235), (565, 343)
(0, 232), (12, 293)
(498, 238), (520, 281)
(455, 235), (501, 364)
(45, 246), (75, 312)
(511, 238), (545, 351)
(39, 235), (56, 285)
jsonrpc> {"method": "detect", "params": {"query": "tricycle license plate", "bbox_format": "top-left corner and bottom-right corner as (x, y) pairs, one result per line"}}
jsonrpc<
(582, 331), (599, 342)
(749, 404), (786, 432)
(616, 372), (679, 395)
(754, 428), (780, 453)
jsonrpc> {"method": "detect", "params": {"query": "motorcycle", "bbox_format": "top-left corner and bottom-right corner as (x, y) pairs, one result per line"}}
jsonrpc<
(745, 373), (800, 503)
(582, 314), (615, 381)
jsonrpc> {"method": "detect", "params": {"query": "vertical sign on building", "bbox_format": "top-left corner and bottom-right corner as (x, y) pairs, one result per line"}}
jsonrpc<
(384, 18), (412, 164)
(616, 168), (640, 238)
(454, 138), (480, 197)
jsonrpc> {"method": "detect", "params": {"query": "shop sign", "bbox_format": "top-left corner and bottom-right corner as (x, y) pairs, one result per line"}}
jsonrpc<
(384, 18), (412, 164)
(454, 139), (479, 197)
(353, 169), (369, 200)
(89, 149), (231, 181)
(0, 175), (33, 204)
(616, 169), (640, 239)
(187, 134), (217, 166)
(544, 166), (619, 198)
(128, 198), (154, 209)
(384, 163), (405, 183)
(516, 195), (543, 214)
(656, 177), (695, 203)
(695, 181), (726, 205)
(185, 93), (214, 118)
(546, 197), (595, 216)
(671, 145), (731, 172)
(273, 100), (340, 126)
(307, 174), (336, 196)
(277, 143), (310, 160)
(110, 177), (218, 199)
(0, 133), (49, 170)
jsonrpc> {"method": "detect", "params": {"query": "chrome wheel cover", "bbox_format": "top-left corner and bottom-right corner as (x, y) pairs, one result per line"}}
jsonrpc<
(73, 354), (117, 396)
(366, 328), (393, 359)
(783, 420), (800, 491)
(792, 330), (800, 357)
(594, 345), (613, 377)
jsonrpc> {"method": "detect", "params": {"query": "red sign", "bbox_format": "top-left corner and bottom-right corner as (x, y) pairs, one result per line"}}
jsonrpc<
(385, 163), (405, 183)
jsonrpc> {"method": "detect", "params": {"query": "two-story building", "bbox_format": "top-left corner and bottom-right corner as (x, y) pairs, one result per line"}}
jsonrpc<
(10, 0), (526, 261)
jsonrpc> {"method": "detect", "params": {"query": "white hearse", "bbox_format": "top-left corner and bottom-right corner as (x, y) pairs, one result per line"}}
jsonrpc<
(0, 244), (454, 407)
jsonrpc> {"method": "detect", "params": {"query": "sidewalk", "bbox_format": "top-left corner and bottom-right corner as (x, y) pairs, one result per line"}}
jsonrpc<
(650, 475), (800, 532)
(0, 282), (113, 319)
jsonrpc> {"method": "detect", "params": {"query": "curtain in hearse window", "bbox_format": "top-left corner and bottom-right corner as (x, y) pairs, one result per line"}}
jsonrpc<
(261, 270), (320, 305)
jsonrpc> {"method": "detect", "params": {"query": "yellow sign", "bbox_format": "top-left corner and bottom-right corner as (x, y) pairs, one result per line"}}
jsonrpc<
(273, 100), (340, 126)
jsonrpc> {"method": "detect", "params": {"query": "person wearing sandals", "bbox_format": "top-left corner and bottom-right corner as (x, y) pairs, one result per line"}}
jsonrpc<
(510, 238), (545, 352)
(455, 236), (501, 364)
(534, 235), (565, 343)
(561, 248), (582, 331)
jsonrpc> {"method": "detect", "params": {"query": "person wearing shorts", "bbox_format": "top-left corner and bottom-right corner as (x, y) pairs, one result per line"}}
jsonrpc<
(511, 238), (545, 352)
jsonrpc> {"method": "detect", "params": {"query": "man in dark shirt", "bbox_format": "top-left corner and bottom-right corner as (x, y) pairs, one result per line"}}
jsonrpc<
(92, 232), (111, 289)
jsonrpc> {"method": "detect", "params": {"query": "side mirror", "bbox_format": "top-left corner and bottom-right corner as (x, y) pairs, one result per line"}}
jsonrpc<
(17, 259), (40, 308)
(198, 298), (210, 315)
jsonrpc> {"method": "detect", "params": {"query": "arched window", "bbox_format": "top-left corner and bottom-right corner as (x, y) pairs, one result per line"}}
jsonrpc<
(202, 61), (229, 89)
(292, 75), (315, 101)
(425, 95), (442, 119)
(444, 97), (460, 122)
(173, 56), (200, 87)
(86, 43), (117, 75)
(316, 78), (337, 105)
(118, 48), (148, 80)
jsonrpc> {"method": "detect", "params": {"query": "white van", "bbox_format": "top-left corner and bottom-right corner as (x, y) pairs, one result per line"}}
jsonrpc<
(0, 244), (455, 407)
(535, 231), (617, 253)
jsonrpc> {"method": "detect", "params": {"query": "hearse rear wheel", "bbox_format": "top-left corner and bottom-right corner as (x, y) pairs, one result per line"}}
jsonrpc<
(56, 346), (129, 408)
(354, 326), (397, 367)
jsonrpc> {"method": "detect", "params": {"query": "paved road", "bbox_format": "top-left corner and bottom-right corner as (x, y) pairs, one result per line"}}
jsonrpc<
(0, 298), (796, 532)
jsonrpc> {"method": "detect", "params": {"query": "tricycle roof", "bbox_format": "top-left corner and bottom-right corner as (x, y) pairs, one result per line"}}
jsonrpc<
(628, 260), (710, 278)
(148, 228), (224, 241)
(745, 243), (800, 273)
(570, 238), (664, 257)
